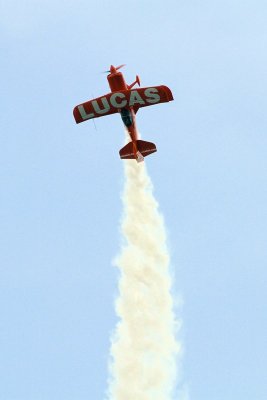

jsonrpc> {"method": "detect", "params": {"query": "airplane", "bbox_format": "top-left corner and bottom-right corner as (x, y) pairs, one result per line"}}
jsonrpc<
(73, 65), (173, 162)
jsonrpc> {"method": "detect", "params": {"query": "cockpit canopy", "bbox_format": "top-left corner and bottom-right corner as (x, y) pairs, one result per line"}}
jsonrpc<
(120, 108), (133, 127)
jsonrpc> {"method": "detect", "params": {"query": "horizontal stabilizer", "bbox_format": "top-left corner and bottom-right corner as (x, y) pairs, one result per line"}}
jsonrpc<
(119, 140), (157, 161)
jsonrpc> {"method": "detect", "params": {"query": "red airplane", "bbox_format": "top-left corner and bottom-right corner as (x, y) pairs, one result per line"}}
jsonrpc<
(73, 65), (173, 162)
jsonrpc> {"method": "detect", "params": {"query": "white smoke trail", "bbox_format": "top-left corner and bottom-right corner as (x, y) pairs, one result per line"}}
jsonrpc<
(108, 160), (182, 400)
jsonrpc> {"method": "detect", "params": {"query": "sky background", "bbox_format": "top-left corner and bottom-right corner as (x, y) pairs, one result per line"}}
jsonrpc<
(1, 1), (267, 399)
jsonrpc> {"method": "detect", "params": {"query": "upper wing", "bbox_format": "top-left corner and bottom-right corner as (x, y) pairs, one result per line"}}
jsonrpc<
(73, 85), (173, 124)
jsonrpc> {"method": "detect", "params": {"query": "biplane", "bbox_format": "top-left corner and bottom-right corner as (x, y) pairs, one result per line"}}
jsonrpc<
(73, 65), (173, 162)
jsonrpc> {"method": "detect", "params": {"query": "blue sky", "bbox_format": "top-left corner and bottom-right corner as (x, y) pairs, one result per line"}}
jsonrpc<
(1, 1), (267, 399)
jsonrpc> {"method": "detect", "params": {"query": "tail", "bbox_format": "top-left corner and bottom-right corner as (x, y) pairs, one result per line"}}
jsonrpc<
(119, 140), (157, 162)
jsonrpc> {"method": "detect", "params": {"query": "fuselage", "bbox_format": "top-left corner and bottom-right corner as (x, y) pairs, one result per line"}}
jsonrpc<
(107, 68), (138, 145)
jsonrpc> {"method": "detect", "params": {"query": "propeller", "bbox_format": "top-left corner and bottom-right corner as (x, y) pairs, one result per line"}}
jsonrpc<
(102, 64), (126, 74)
(116, 64), (125, 71)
